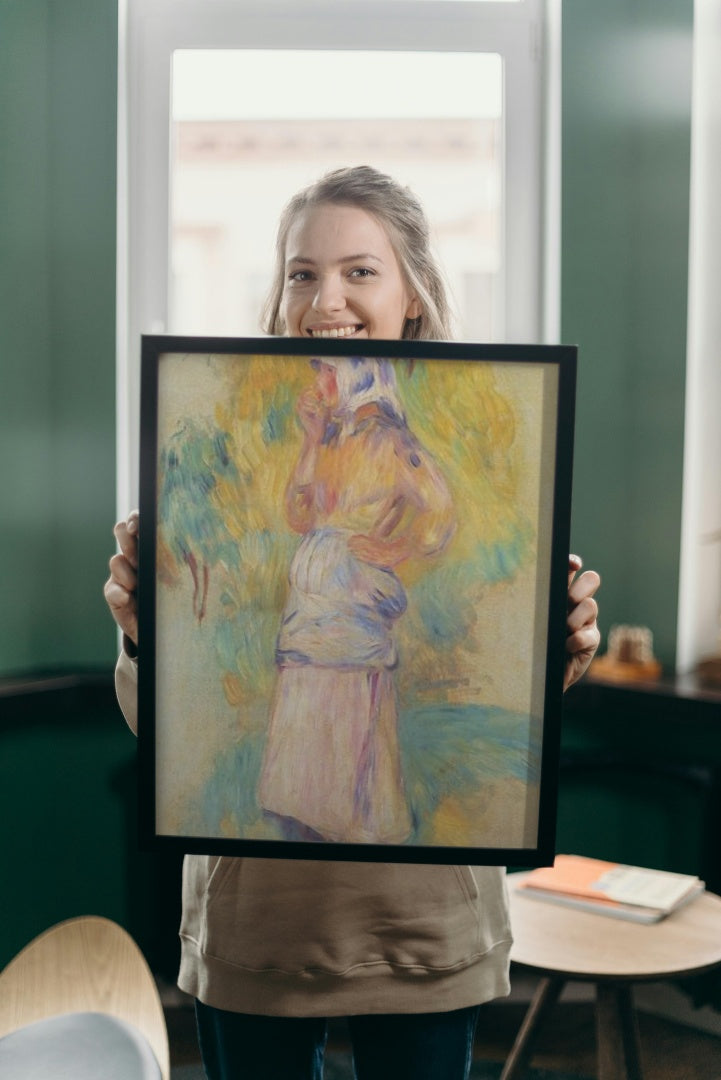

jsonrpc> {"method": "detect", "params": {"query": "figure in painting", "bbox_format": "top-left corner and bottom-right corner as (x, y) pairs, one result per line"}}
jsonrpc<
(258, 355), (455, 843)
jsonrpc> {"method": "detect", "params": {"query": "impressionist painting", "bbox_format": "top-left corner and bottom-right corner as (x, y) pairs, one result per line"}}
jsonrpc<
(143, 340), (570, 862)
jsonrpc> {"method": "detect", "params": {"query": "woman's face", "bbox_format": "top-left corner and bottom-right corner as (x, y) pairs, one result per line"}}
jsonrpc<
(281, 203), (421, 341)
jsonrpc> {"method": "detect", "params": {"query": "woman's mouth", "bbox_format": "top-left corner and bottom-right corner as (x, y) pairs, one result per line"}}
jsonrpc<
(307, 324), (364, 339)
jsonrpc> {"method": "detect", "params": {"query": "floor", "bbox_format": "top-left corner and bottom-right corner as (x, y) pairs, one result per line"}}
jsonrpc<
(164, 978), (721, 1079)
(474, 999), (721, 1079)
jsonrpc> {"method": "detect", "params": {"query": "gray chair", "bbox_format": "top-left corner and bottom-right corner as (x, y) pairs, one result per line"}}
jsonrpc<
(0, 916), (170, 1079)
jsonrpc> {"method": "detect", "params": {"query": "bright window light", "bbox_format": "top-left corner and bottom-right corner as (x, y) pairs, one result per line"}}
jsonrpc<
(170, 50), (504, 341)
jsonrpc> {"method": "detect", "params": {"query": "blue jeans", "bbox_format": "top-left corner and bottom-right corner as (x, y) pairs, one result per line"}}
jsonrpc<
(195, 1000), (481, 1080)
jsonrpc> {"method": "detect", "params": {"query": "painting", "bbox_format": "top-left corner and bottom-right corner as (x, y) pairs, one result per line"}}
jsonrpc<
(137, 336), (576, 865)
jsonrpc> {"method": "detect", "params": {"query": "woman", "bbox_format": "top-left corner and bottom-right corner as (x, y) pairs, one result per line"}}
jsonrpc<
(259, 354), (455, 844)
(105, 166), (601, 1080)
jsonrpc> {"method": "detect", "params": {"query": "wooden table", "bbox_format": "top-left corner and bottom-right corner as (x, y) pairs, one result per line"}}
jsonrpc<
(503, 873), (721, 1080)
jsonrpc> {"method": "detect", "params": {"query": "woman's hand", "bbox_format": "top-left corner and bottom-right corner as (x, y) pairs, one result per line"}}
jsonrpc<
(564, 554), (601, 691)
(296, 387), (330, 442)
(348, 533), (411, 569)
(103, 510), (139, 647)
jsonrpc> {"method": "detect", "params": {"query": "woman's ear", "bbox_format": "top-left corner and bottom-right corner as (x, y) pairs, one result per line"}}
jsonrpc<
(406, 296), (422, 320)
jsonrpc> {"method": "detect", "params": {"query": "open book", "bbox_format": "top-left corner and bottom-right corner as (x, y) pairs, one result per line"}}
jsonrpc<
(515, 854), (705, 923)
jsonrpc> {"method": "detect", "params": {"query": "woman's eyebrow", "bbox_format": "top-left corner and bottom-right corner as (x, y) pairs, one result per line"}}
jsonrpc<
(339, 253), (384, 264)
(286, 253), (384, 266)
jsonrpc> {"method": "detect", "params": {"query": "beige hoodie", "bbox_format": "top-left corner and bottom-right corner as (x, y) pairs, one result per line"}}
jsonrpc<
(116, 650), (512, 1016)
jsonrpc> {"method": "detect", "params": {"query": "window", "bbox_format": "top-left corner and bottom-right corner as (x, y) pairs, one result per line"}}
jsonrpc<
(118, 0), (557, 510)
(169, 49), (503, 340)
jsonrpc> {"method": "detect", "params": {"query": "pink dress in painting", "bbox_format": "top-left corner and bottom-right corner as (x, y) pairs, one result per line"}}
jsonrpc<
(258, 358), (454, 844)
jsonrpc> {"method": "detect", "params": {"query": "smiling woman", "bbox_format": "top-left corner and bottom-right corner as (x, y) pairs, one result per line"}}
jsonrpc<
(263, 167), (452, 342)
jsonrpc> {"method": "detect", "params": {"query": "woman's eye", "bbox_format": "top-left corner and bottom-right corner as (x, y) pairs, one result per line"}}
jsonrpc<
(288, 269), (313, 283)
(349, 267), (375, 279)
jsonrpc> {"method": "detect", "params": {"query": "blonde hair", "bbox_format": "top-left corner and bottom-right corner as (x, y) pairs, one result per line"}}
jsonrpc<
(262, 166), (453, 341)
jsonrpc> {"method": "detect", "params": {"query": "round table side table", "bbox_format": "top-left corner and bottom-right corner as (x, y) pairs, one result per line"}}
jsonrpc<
(502, 872), (721, 1080)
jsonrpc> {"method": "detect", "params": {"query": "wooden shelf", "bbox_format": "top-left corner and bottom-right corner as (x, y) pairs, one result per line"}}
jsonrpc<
(565, 671), (721, 723)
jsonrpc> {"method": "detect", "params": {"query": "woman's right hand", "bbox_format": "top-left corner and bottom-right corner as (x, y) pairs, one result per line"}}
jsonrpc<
(104, 510), (139, 646)
(296, 387), (330, 442)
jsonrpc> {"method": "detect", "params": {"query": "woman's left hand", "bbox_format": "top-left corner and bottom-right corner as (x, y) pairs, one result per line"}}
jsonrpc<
(348, 533), (410, 568)
(564, 554), (601, 691)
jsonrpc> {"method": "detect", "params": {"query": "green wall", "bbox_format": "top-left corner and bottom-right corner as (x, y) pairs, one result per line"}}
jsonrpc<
(0, 0), (118, 675)
(562, 0), (693, 669)
(0, 2), (694, 675)
(0, 0), (136, 970)
(0, 0), (698, 969)
(0, 682), (183, 973)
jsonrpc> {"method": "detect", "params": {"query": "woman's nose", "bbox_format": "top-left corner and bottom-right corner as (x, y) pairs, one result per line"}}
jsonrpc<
(312, 274), (345, 314)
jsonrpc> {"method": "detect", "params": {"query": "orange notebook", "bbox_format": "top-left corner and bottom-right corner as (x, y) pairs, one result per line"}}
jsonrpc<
(516, 855), (704, 923)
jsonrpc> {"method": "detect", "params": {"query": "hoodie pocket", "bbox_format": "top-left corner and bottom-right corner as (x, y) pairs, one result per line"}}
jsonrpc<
(181, 856), (509, 976)
(453, 864), (480, 907)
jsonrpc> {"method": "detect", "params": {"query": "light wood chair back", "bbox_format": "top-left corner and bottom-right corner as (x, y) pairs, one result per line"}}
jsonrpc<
(0, 915), (170, 1080)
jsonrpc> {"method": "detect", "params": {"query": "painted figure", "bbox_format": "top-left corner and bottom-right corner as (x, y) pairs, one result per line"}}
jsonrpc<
(258, 356), (455, 843)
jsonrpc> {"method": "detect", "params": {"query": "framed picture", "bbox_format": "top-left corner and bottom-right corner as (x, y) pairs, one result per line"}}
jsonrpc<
(138, 335), (576, 865)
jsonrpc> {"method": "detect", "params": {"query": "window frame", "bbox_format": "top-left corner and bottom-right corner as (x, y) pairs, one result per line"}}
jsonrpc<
(117, 0), (558, 511)
(676, 0), (721, 673)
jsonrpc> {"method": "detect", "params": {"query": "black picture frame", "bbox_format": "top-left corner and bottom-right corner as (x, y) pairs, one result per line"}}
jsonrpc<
(138, 335), (576, 866)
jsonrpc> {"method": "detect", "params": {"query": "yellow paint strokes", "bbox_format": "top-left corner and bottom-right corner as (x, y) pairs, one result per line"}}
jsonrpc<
(222, 672), (246, 707)
(213, 355), (309, 543)
(209, 354), (535, 570)
(156, 532), (182, 584)
(219, 813), (241, 839)
(430, 778), (537, 849)
(398, 360), (530, 565)
(222, 353), (294, 419)
(430, 795), (477, 846)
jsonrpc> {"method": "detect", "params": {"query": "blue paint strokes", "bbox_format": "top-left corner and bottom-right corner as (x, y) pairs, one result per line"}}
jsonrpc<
(413, 565), (477, 649)
(213, 608), (278, 681)
(399, 703), (540, 781)
(158, 422), (240, 579)
(194, 726), (268, 838)
(275, 648), (311, 665)
(378, 359), (394, 386)
(369, 584), (408, 620)
(378, 398), (404, 424)
(212, 431), (231, 467)
(261, 385), (295, 444)
(397, 702), (541, 843)
(321, 421), (340, 445)
(262, 403), (283, 443)
(352, 369), (375, 394)
(472, 521), (535, 585)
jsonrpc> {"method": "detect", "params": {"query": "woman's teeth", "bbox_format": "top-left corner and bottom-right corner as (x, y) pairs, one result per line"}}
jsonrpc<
(310, 325), (359, 338)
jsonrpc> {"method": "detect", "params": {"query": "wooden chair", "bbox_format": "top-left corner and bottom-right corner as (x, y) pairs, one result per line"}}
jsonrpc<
(0, 915), (170, 1079)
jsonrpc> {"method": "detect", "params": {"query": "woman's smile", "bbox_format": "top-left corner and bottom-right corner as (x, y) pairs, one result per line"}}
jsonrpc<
(307, 323), (364, 339)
